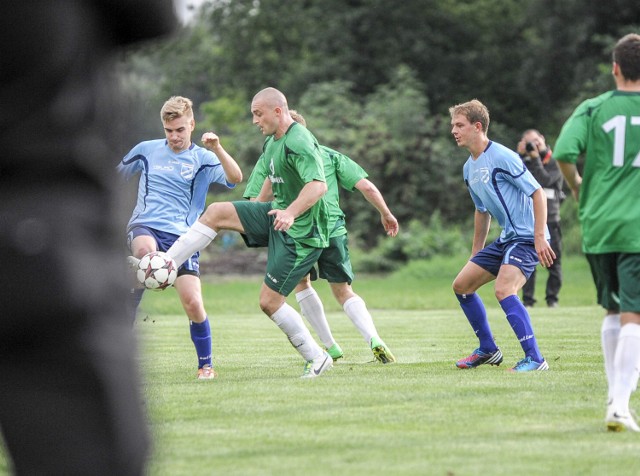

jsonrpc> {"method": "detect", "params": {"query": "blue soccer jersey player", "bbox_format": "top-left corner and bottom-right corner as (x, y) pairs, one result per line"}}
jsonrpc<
(449, 99), (555, 372)
(118, 96), (242, 379)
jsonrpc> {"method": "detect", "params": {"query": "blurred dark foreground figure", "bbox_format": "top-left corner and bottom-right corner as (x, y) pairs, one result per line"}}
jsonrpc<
(0, 1), (175, 474)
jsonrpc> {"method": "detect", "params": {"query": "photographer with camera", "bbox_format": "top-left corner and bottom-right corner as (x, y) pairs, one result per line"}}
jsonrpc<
(517, 129), (565, 308)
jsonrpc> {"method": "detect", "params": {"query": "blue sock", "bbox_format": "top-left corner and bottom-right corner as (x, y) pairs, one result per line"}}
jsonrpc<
(456, 293), (497, 353)
(128, 288), (145, 324)
(500, 295), (543, 362)
(190, 318), (212, 368)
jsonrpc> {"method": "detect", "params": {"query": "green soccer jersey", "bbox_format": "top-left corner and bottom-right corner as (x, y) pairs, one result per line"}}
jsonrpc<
(322, 146), (368, 238)
(554, 90), (640, 253)
(261, 123), (330, 248)
(244, 144), (368, 239)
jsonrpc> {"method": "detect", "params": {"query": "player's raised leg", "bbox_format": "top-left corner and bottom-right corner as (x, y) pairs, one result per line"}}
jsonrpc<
(166, 202), (244, 267)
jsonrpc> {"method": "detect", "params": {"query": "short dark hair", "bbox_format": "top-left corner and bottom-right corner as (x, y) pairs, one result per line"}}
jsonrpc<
(613, 33), (640, 81)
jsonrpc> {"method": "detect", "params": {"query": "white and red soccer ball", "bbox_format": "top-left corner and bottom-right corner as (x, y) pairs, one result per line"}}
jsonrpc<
(136, 251), (177, 290)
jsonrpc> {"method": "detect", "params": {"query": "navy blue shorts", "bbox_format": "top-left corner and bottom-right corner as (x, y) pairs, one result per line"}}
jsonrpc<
(127, 225), (200, 277)
(470, 239), (539, 279)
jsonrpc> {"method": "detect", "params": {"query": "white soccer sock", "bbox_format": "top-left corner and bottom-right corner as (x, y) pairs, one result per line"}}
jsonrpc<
(271, 303), (324, 361)
(610, 323), (640, 413)
(343, 295), (377, 344)
(601, 314), (621, 400)
(296, 288), (335, 349)
(166, 221), (217, 266)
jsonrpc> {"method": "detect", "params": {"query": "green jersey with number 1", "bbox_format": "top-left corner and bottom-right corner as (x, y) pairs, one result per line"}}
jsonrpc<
(554, 90), (640, 253)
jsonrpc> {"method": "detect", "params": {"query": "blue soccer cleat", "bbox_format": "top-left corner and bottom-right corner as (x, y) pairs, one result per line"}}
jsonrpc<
(509, 356), (549, 372)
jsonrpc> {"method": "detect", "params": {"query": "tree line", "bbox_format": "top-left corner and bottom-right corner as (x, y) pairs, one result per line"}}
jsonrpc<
(117, 0), (639, 249)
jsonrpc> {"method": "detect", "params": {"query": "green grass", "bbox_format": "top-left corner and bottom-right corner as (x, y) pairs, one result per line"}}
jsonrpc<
(2, 255), (638, 475)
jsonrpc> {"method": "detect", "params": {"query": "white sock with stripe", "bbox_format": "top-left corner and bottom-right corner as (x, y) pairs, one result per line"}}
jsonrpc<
(271, 303), (323, 361)
(296, 287), (335, 349)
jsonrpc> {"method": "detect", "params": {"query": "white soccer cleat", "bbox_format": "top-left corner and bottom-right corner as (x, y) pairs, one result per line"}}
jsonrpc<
(300, 351), (333, 378)
(606, 406), (640, 432)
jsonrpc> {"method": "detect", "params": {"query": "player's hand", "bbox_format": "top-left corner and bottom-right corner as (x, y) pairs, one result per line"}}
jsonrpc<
(268, 208), (295, 232)
(536, 237), (556, 268)
(571, 174), (582, 201)
(382, 213), (399, 237)
(201, 132), (220, 150)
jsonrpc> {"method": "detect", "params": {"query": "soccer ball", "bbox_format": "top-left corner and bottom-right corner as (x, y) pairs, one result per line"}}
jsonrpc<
(136, 251), (178, 290)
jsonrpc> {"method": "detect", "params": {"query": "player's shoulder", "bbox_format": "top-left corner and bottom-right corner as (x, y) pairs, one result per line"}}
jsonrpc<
(321, 145), (351, 164)
(132, 138), (165, 153)
(284, 122), (318, 152)
(489, 140), (515, 155)
(320, 144), (339, 156)
(486, 142), (527, 176)
(572, 90), (617, 116)
(486, 141), (519, 163)
(189, 143), (219, 164)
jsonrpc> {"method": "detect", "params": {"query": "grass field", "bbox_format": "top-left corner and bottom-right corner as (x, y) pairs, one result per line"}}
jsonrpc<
(2, 254), (640, 475)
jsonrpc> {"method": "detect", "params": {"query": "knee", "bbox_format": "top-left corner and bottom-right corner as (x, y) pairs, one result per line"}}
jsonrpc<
(259, 295), (278, 316)
(201, 202), (224, 227)
(452, 277), (467, 295)
(135, 246), (155, 258)
(331, 284), (354, 305)
(494, 287), (511, 302)
(182, 294), (205, 320)
(295, 275), (312, 293)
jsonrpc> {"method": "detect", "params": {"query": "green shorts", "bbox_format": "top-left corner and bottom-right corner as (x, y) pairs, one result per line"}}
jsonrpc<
(233, 200), (323, 296)
(309, 233), (354, 284)
(586, 253), (640, 312)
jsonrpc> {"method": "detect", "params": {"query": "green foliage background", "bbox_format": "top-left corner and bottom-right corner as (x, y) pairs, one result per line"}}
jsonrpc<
(116, 0), (639, 255)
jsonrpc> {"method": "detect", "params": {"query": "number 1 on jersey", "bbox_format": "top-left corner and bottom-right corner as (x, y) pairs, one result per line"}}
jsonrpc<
(602, 115), (640, 167)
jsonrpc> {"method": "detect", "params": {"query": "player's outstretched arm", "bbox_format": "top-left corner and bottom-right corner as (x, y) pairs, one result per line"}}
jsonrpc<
(354, 178), (399, 237)
(201, 132), (243, 184)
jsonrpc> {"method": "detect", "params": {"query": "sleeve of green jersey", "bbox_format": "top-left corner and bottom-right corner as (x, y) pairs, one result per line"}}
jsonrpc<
(333, 152), (368, 192)
(243, 154), (268, 199)
(554, 99), (592, 164)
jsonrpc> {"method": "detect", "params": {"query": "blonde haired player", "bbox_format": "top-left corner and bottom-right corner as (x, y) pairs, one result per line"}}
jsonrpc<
(119, 95), (242, 379)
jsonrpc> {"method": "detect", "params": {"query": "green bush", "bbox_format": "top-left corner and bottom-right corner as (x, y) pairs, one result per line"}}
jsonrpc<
(353, 212), (469, 272)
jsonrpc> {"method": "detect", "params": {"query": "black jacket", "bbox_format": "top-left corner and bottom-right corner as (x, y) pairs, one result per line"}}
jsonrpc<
(523, 151), (565, 223)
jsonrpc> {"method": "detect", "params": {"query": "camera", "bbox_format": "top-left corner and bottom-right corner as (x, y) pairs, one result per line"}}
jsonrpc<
(525, 142), (535, 152)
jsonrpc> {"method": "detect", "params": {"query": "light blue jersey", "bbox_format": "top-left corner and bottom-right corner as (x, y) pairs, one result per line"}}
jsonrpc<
(118, 139), (234, 235)
(463, 141), (548, 242)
